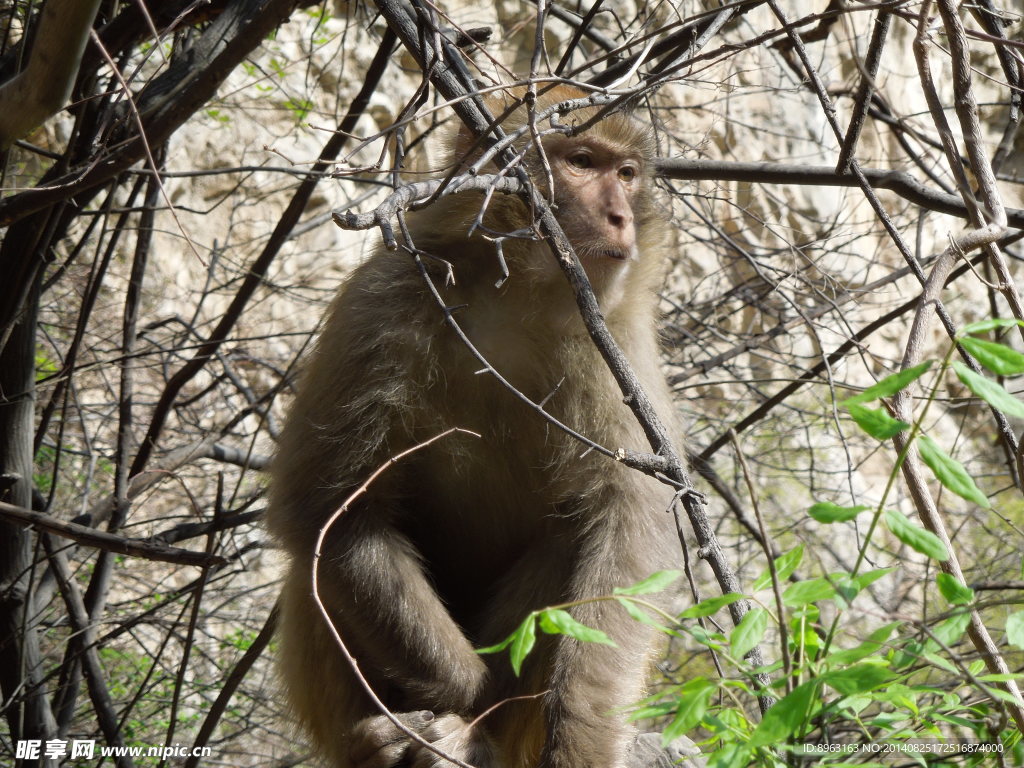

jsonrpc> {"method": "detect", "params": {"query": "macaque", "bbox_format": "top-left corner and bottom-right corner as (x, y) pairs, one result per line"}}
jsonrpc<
(266, 84), (680, 768)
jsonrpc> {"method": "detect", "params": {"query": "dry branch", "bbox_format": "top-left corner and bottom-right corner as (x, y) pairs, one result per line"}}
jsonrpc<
(0, 501), (226, 567)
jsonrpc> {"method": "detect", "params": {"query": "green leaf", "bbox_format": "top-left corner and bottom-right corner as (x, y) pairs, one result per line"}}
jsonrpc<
(774, 544), (804, 582)
(959, 337), (1024, 376)
(932, 611), (971, 648)
(953, 361), (1024, 419)
(476, 635), (515, 655)
(731, 607), (768, 660)
(1007, 611), (1024, 649)
(688, 624), (727, 649)
(978, 673), (1024, 682)
(613, 570), (681, 596)
(705, 743), (751, 768)
(616, 597), (671, 632)
(662, 679), (715, 742)
(749, 679), (820, 747)
(537, 609), (615, 646)
(827, 622), (900, 666)
(782, 578), (837, 607)
(922, 650), (956, 674)
(808, 502), (870, 524)
(790, 626), (821, 660)
(824, 662), (895, 696)
(831, 573), (859, 608)
(884, 509), (949, 561)
(679, 593), (745, 619)
(509, 615), (537, 675)
(843, 361), (933, 406)
(933, 712), (983, 730)
(916, 435), (991, 508)
(853, 567), (896, 590)
(629, 702), (678, 721)
(961, 318), (1024, 335)
(936, 573), (975, 605)
(753, 544), (804, 590)
(989, 687), (1024, 705)
(847, 403), (911, 439)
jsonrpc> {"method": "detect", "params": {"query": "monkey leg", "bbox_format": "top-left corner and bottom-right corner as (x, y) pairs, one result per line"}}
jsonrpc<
(536, 502), (667, 768)
(540, 607), (651, 768)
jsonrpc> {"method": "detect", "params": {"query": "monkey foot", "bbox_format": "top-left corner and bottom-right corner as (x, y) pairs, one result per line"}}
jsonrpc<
(350, 711), (495, 768)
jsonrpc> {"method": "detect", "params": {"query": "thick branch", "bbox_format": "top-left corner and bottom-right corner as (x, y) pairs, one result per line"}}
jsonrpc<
(0, 0), (103, 149)
(0, 0), (304, 230)
(339, 161), (1024, 235)
(655, 158), (1024, 228)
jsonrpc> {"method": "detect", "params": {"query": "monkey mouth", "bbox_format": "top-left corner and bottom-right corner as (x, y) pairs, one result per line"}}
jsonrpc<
(582, 246), (633, 262)
(601, 248), (629, 261)
(574, 243), (636, 263)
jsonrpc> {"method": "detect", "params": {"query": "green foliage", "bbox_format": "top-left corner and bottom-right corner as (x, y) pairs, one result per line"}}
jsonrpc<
(916, 435), (990, 508)
(679, 592), (744, 618)
(222, 628), (258, 651)
(807, 502), (869, 524)
(283, 98), (314, 122)
(730, 607), (768, 660)
(205, 108), (231, 124)
(841, 361), (933, 406)
(958, 336), (1024, 376)
(33, 443), (55, 494)
(613, 569), (681, 595)
(953, 361), (1024, 419)
(846, 404), (910, 439)
(479, 327), (1024, 764)
(35, 347), (59, 380)
(478, 572), (680, 675)
(884, 508), (949, 561)
(936, 573), (975, 606)
(478, 606), (617, 676)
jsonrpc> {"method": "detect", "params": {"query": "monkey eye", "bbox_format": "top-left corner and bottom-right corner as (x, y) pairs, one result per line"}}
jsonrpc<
(618, 166), (637, 182)
(566, 153), (592, 170)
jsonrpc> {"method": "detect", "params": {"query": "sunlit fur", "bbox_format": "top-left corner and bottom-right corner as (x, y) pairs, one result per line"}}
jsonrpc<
(267, 85), (679, 768)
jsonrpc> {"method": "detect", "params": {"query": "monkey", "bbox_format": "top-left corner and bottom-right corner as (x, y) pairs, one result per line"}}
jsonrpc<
(265, 84), (681, 768)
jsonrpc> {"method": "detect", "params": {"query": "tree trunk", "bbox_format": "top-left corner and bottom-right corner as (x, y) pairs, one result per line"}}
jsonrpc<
(0, 273), (58, 766)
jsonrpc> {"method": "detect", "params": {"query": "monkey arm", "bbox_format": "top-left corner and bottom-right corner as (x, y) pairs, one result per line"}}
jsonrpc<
(314, 511), (489, 713)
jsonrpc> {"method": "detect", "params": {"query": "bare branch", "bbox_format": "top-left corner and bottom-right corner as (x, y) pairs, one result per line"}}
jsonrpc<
(0, 501), (227, 567)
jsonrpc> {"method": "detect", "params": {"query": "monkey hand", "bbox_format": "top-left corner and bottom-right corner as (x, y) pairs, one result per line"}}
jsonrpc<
(350, 711), (494, 768)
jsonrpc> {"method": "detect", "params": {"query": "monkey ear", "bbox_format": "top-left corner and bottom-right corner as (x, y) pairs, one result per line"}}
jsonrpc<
(452, 120), (479, 168)
(451, 90), (519, 171)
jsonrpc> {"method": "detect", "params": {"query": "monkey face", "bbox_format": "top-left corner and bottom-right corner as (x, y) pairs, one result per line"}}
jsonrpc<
(541, 134), (647, 291)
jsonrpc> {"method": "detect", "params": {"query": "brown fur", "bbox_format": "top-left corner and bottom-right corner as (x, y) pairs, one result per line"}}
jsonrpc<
(266, 85), (679, 768)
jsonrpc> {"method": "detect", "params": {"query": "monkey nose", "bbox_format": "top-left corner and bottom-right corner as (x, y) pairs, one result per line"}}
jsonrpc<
(605, 194), (634, 231)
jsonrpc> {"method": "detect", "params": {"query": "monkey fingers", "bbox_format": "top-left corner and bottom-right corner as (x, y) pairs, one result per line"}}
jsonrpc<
(407, 714), (496, 768)
(349, 710), (436, 768)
